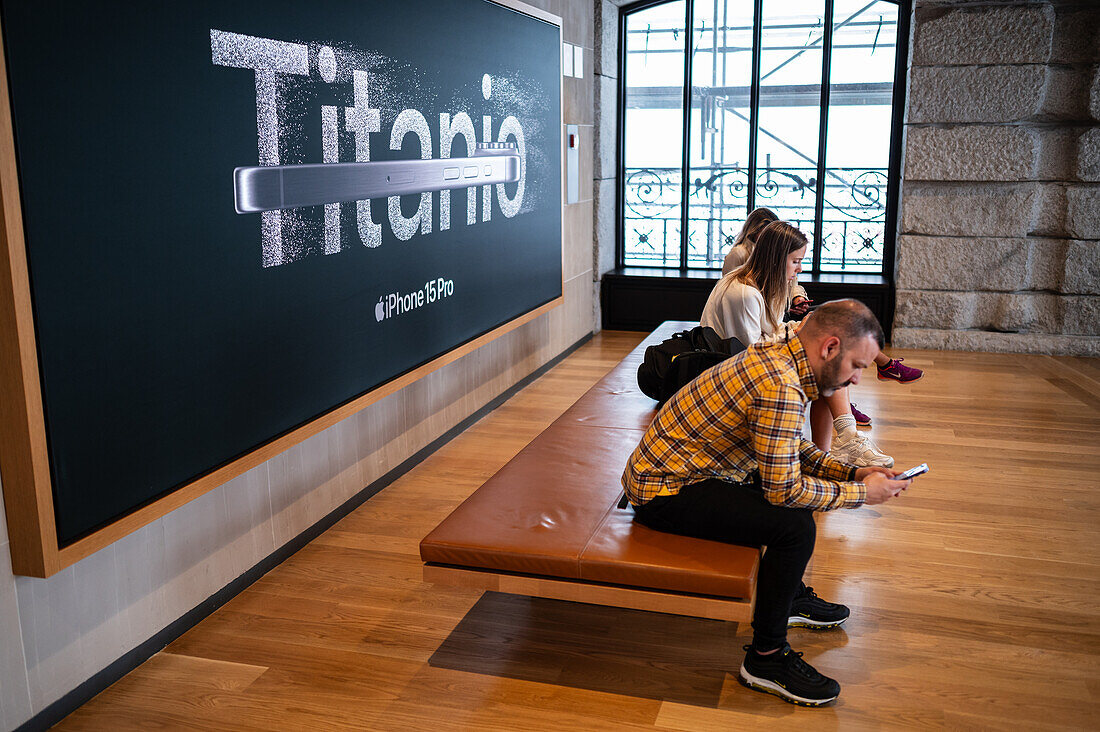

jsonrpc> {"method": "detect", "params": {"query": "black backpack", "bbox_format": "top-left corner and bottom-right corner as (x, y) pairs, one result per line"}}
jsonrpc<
(637, 326), (745, 404)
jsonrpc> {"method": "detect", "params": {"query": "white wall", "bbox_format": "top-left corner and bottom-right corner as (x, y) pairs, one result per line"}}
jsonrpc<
(0, 2), (596, 728)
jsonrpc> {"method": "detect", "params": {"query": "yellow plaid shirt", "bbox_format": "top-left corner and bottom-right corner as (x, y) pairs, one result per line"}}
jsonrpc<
(622, 334), (865, 511)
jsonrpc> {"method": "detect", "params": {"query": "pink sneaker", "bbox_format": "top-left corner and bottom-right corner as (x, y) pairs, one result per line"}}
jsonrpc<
(877, 357), (923, 384)
(850, 403), (872, 427)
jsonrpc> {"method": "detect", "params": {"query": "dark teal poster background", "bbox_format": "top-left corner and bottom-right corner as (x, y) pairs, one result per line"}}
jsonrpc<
(0, 0), (562, 544)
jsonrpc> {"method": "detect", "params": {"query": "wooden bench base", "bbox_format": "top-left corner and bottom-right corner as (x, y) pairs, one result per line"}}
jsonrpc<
(424, 563), (755, 623)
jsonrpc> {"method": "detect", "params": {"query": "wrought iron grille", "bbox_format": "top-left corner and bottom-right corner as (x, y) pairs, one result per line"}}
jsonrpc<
(624, 164), (888, 271)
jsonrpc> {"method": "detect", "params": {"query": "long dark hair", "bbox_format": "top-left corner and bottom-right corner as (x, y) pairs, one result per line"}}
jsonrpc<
(733, 220), (808, 331)
(733, 207), (778, 251)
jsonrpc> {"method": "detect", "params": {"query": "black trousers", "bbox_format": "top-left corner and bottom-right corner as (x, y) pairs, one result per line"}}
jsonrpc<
(632, 476), (816, 650)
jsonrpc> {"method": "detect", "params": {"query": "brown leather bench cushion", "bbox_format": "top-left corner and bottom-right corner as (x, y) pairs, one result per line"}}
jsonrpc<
(420, 321), (760, 600)
(580, 509), (758, 599)
(418, 422), (644, 578)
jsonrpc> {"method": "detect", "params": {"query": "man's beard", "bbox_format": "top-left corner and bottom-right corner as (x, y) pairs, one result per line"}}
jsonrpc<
(819, 357), (853, 396)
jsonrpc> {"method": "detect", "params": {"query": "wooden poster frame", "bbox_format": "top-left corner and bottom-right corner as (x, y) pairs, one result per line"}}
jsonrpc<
(0, 0), (564, 577)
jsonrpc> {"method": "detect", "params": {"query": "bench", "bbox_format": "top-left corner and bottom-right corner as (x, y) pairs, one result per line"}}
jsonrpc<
(419, 322), (760, 622)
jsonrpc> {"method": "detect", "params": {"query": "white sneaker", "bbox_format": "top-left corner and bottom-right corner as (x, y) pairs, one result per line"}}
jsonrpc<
(831, 431), (894, 468)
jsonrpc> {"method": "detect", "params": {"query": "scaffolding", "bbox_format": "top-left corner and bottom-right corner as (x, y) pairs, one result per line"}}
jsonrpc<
(621, 1), (900, 273)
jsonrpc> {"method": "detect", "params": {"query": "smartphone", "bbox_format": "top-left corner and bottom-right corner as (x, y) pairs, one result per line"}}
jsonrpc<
(894, 463), (928, 480)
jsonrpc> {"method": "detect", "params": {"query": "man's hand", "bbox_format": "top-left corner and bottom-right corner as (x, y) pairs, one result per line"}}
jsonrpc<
(855, 466), (901, 481)
(862, 471), (911, 505)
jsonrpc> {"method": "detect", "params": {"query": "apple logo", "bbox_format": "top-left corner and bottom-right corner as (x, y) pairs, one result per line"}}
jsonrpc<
(375, 297), (386, 322)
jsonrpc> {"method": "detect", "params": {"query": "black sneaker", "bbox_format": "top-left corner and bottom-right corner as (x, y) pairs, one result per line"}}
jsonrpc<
(788, 585), (850, 629)
(738, 643), (841, 707)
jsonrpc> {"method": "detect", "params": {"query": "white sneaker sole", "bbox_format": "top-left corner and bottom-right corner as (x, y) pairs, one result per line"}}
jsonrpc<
(788, 615), (848, 629)
(738, 665), (839, 707)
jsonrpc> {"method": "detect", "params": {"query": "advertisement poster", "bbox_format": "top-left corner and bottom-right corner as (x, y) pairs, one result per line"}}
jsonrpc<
(0, 0), (562, 543)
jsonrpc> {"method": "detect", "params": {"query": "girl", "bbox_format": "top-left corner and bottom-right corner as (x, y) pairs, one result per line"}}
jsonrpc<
(722, 207), (778, 275)
(723, 208), (813, 320)
(701, 220), (894, 467)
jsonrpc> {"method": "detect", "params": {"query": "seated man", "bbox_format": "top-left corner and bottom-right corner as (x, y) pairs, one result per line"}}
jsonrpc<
(621, 299), (910, 707)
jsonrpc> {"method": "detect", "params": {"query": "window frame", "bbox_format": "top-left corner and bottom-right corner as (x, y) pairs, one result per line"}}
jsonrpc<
(616, 0), (911, 277)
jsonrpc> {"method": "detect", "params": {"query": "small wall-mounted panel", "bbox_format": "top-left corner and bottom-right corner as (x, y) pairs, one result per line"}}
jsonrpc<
(566, 125), (580, 204)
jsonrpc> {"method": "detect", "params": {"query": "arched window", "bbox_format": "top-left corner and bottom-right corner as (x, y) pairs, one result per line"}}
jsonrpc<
(619, 0), (907, 274)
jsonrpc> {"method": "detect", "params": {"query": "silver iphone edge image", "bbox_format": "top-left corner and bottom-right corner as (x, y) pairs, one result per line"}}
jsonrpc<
(233, 143), (521, 214)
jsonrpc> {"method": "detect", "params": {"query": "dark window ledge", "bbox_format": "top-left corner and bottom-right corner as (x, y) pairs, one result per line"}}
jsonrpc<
(601, 268), (894, 335)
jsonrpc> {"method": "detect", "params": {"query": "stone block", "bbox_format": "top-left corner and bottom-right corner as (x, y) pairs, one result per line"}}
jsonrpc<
(904, 126), (1038, 181)
(895, 235), (1028, 291)
(913, 4), (1053, 66)
(1091, 66), (1100, 121)
(895, 289), (1070, 334)
(1040, 67), (1090, 120)
(591, 280), (602, 332)
(1033, 183), (1067, 238)
(988, 292), (1061, 333)
(1066, 185), (1100, 239)
(595, 1), (619, 78)
(977, 293), (1034, 333)
(908, 66), (1045, 124)
(901, 182), (1038, 237)
(1039, 127), (1083, 181)
(911, 0), (1027, 4)
(894, 290), (975, 330)
(594, 73), (618, 180)
(594, 177), (617, 277)
(1064, 295), (1100, 336)
(1077, 127), (1100, 182)
(1051, 5), (1100, 64)
(1024, 237), (1071, 292)
(1062, 239), (1100, 294)
(891, 327), (1100, 357)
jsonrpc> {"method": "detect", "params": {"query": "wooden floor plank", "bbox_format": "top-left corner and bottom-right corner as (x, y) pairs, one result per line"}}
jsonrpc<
(56, 333), (1100, 730)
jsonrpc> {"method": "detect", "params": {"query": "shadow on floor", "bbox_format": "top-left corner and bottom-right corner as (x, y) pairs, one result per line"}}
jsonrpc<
(428, 591), (746, 708)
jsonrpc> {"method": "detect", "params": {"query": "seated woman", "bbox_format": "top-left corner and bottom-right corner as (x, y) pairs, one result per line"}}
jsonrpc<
(724, 207), (812, 346)
(723, 210), (922, 411)
(702, 220), (894, 467)
(722, 207), (778, 275)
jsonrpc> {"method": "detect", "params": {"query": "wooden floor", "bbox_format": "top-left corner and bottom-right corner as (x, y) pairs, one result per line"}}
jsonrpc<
(59, 332), (1100, 730)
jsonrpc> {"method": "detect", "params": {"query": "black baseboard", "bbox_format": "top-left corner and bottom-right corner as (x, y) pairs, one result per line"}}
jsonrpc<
(601, 268), (895, 339)
(15, 331), (594, 732)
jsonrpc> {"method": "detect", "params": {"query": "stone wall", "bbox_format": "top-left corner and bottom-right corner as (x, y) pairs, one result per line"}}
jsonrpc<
(894, 0), (1100, 355)
(593, 0), (627, 328)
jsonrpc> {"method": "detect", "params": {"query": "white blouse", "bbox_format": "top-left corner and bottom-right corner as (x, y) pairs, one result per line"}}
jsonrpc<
(700, 275), (798, 346)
